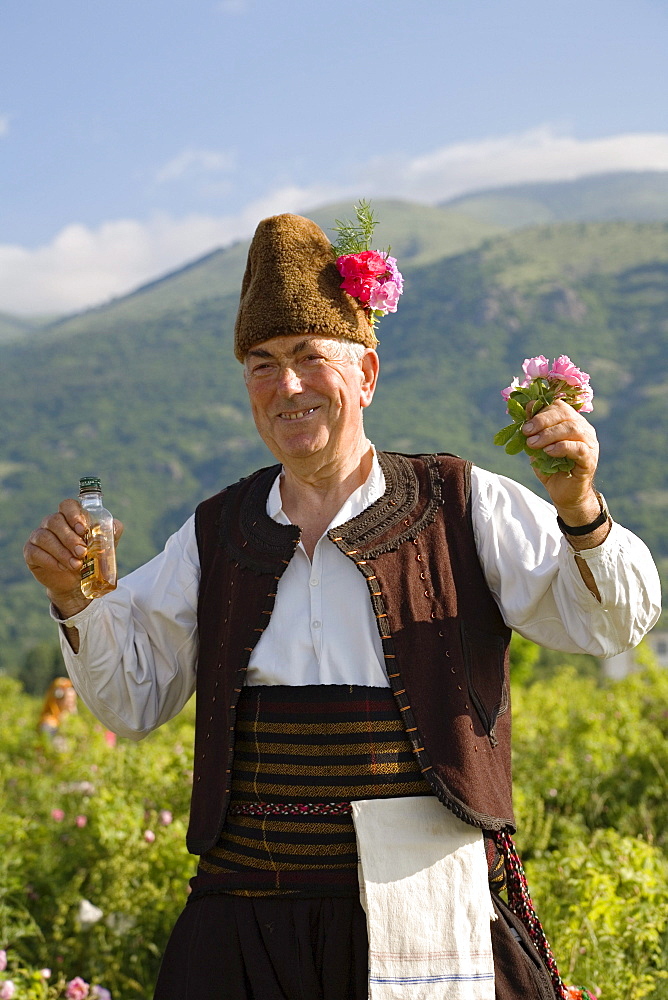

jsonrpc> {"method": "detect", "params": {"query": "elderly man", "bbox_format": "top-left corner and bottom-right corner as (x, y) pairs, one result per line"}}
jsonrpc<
(25, 213), (660, 1000)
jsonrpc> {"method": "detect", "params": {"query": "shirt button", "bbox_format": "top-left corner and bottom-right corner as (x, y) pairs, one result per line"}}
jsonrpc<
(310, 577), (319, 586)
(312, 620), (322, 629)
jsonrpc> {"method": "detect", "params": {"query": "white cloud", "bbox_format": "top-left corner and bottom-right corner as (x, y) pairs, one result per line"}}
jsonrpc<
(155, 148), (236, 184)
(0, 185), (343, 315)
(357, 126), (668, 204)
(0, 216), (230, 315)
(0, 115), (10, 137)
(3, 127), (668, 316)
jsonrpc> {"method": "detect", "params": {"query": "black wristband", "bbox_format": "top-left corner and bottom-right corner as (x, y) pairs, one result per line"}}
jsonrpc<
(557, 493), (609, 536)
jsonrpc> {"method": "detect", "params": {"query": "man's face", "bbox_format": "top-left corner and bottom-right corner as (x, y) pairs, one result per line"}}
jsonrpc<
(244, 335), (378, 472)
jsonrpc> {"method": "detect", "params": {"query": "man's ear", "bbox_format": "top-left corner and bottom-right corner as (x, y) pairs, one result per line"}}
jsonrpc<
(360, 350), (380, 409)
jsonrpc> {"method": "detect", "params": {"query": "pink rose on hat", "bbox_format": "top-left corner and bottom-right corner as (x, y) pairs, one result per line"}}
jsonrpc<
(332, 202), (404, 325)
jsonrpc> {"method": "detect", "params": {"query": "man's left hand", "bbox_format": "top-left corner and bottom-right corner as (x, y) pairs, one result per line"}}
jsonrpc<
(522, 399), (602, 533)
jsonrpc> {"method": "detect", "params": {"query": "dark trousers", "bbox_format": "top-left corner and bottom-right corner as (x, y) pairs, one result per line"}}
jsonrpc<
(154, 893), (556, 999)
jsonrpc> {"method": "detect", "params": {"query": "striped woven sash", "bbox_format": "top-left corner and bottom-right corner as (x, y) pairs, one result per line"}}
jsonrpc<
(194, 684), (433, 897)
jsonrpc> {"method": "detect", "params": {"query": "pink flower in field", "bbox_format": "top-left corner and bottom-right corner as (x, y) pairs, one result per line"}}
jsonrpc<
(65, 976), (90, 999)
(159, 810), (173, 826)
(522, 355), (550, 379)
(51, 809), (65, 822)
(144, 829), (156, 844)
(0, 953), (6, 973)
(41, 969), (51, 979)
(91, 987), (112, 1000)
(76, 815), (88, 828)
(0, 980), (15, 999)
(548, 354), (590, 388)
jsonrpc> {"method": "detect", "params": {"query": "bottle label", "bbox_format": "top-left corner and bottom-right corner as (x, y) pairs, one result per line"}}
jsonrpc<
(81, 557), (95, 581)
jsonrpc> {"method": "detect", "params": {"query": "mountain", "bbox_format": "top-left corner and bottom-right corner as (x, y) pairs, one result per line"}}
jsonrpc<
(0, 311), (54, 343)
(30, 201), (501, 347)
(2, 190), (668, 679)
(444, 171), (668, 229)
(8, 172), (668, 348)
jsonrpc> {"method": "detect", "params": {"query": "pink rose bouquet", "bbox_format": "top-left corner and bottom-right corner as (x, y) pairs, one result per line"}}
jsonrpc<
(332, 201), (404, 332)
(494, 354), (593, 476)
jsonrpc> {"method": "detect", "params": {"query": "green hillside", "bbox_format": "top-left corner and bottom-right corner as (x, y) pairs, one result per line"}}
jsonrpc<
(0, 311), (51, 343)
(366, 220), (668, 525)
(445, 170), (668, 229)
(312, 200), (503, 267)
(31, 200), (501, 347)
(2, 203), (667, 679)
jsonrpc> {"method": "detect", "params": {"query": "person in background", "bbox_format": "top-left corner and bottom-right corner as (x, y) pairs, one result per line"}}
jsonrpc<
(37, 676), (77, 736)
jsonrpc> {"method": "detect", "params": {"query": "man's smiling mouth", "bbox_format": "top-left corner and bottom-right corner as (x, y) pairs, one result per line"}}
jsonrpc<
(278, 407), (319, 421)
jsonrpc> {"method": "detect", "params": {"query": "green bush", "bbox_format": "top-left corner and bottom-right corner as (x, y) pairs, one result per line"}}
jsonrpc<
(512, 658), (668, 998)
(1, 659), (668, 998)
(527, 830), (668, 1000)
(0, 678), (195, 999)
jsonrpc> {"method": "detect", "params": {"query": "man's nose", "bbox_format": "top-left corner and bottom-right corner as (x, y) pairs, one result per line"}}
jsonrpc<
(277, 365), (302, 392)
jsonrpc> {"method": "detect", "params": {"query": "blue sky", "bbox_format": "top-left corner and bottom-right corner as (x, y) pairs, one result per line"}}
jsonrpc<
(1, 0), (667, 314)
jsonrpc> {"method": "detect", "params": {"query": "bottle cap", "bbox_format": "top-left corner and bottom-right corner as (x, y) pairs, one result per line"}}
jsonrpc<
(79, 477), (102, 493)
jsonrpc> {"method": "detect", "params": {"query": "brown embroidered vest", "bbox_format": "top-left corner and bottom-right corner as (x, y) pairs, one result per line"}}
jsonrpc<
(188, 452), (514, 856)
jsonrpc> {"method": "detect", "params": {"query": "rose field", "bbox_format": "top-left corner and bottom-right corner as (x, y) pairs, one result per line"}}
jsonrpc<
(1, 648), (668, 999)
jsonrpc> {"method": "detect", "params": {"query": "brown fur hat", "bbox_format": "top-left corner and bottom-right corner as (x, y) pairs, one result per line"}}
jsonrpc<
(233, 213), (378, 361)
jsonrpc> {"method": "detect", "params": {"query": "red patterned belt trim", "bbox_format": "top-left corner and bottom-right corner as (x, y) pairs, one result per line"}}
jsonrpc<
(228, 801), (353, 817)
(493, 830), (567, 1000)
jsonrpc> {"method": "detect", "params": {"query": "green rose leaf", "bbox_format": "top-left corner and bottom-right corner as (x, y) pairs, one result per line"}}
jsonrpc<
(530, 453), (576, 476)
(523, 443), (543, 458)
(505, 428), (527, 455)
(494, 423), (521, 446)
(507, 398), (527, 421)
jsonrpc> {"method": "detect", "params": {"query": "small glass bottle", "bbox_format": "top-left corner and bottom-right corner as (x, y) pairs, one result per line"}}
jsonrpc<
(79, 477), (117, 599)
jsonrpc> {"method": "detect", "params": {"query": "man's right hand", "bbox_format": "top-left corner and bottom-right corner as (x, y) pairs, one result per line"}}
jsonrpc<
(24, 499), (124, 620)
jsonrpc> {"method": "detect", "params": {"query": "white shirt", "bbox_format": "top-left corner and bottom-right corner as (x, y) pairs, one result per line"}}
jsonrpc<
(56, 457), (661, 741)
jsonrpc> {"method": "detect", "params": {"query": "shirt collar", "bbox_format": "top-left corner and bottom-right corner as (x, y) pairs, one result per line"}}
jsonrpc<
(267, 446), (386, 529)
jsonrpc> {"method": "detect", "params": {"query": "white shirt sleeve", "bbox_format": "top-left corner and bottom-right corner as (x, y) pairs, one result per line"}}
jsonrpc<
(471, 467), (661, 656)
(54, 515), (200, 740)
(54, 467), (662, 738)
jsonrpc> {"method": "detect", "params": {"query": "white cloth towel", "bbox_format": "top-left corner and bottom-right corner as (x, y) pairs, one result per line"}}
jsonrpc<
(352, 798), (496, 1000)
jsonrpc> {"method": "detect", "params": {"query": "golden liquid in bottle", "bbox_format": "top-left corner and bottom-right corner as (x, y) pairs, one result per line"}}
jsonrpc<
(80, 523), (117, 599)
